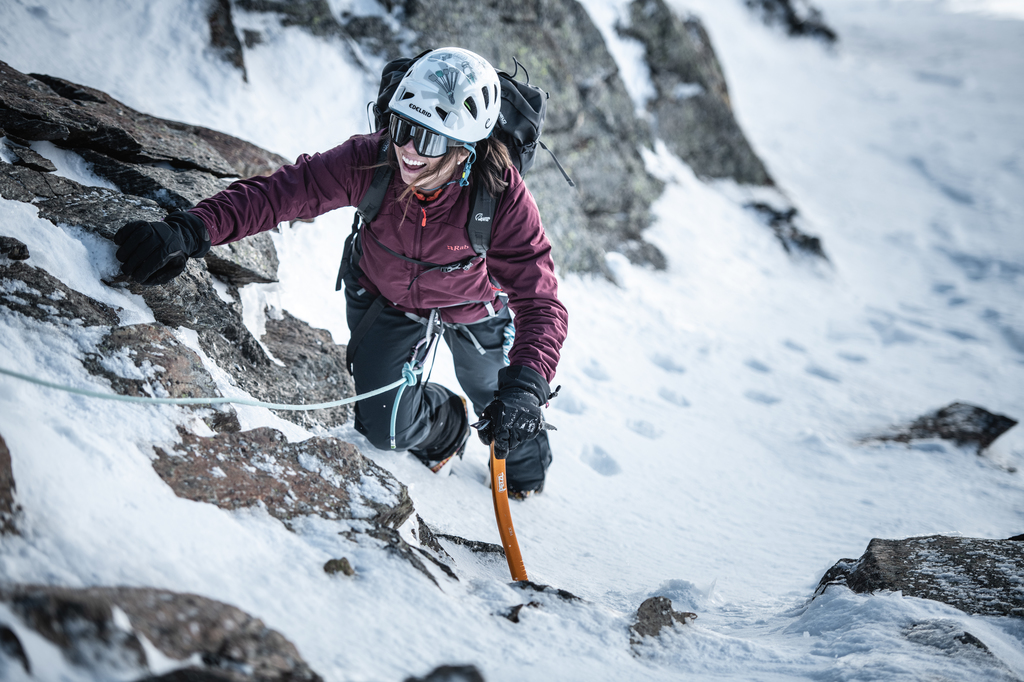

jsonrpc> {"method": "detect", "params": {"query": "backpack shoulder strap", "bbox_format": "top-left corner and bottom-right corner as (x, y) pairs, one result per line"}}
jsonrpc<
(335, 139), (392, 291)
(358, 139), (393, 224)
(467, 180), (498, 257)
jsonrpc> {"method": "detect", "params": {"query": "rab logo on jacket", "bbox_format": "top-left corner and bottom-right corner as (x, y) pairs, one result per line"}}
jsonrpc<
(447, 244), (471, 252)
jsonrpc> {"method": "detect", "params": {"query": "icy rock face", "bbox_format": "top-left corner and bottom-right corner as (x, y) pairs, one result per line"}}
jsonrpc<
(619, 0), (773, 187)
(0, 435), (18, 535)
(816, 535), (1024, 618)
(0, 60), (282, 286)
(866, 402), (1018, 455)
(0, 585), (324, 681)
(153, 426), (414, 529)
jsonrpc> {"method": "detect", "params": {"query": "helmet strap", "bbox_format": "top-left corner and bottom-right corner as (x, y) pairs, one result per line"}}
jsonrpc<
(459, 144), (477, 188)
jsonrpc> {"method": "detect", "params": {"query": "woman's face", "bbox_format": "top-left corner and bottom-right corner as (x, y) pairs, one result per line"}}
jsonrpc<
(396, 140), (466, 189)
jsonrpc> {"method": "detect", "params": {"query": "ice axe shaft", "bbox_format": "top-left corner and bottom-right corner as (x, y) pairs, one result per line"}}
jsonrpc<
(490, 442), (528, 581)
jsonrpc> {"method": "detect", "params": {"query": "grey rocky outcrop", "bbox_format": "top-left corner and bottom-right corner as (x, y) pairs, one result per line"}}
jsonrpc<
(864, 402), (1018, 455)
(816, 535), (1024, 618)
(619, 0), (773, 186)
(153, 426), (413, 529)
(0, 585), (323, 681)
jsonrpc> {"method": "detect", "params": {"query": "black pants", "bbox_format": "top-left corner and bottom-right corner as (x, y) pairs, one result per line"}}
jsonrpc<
(345, 281), (551, 492)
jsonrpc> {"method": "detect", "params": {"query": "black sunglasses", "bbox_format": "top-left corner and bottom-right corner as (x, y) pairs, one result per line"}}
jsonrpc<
(389, 114), (453, 158)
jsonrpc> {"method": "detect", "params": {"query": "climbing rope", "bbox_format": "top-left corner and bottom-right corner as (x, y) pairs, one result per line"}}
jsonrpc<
(0, 366), (407, 413)
(1, 314), (443, 450)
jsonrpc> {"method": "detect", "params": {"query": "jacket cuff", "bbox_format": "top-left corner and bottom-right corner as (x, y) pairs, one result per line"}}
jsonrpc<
(498, 365), (551, 405)
(166, 210), (212, 258)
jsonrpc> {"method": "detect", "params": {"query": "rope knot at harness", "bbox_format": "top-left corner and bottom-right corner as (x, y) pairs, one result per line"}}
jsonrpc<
(390, 361), (423, 449)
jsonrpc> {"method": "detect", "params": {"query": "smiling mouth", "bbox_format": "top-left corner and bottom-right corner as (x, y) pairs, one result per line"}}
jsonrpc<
(402, 155), (427, 171)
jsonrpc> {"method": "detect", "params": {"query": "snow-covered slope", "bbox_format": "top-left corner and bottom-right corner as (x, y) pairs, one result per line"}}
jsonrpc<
(1, 0), (1023, 680)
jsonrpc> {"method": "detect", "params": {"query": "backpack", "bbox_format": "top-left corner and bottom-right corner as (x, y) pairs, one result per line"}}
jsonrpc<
(335, 51), (573, 293)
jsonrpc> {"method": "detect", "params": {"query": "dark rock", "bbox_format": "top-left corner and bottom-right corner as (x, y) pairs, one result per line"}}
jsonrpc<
(323, 557), (355, 576)
(152, 426), (414, 528)
(77, 148), (233, 210)
(260, 309), (353, 428)
(0, 625), (30, 675)
(501, 601), (541, 624)
(1, 61), (285, 178)
(746, 202), (828, 260)
(0, 584), (323, 681)
(620, 0), (774, 186)
(363, 525), (459, 586)
(815, 535), (1024, 617)
(0, 434), (20, 535)
(187, 126), (288, 179)
(81, 323), (240, 433)
(206, 232), (280, 285)
(630, 596), (697, 643)
(866, 402), (1018, 455)
(236, 0), (345, 39)
(0, 235), (30, 260)
(1, 137), (57, 172)
(745, 0), (838, 43)
(208, 0), (248, 82)
(432, 531), (506, 557)
(243, 30), (264, 49)
(343, 14), (402, 61)
(1, 157), (166, 241)
(512, 581), (582, 603)
(404, 664), (485, 682)
(0, 259), (120, 327)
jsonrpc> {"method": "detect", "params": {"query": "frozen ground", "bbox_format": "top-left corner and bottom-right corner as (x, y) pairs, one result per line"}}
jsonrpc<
(1, 0), (1023, 679)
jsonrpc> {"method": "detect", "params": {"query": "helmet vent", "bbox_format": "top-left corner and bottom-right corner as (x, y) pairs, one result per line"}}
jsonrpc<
(482, 86), (490, 108)
(464, 97), (478, 120)
(400, 91), (415, 100)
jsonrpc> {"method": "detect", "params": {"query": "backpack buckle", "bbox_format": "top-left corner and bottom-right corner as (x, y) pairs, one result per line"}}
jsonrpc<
(441, 257), (477, 274)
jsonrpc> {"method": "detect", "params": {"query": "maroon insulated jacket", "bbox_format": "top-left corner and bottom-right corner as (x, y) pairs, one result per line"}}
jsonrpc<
(188, 131), (568, 382)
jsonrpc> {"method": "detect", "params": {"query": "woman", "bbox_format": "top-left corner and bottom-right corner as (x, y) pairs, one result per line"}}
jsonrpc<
(112, 47), (568, 498)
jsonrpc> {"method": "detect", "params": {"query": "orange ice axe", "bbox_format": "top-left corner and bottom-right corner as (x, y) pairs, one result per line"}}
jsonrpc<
(489, 441), (528, 581)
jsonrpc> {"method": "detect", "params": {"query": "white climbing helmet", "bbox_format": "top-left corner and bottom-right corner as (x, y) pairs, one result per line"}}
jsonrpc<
(388, 47), (501, 146)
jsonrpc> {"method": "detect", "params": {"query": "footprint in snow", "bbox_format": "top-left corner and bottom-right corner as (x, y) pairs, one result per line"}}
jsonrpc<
(582, 358), (610, 381)
(651, 353), (687, 374)
(658, 387), (691, 407)
(837, 352), (867, 364)
(581, 445), (622, 476)
(805, 365), (841, 382)
(744, 390), (781, 405)
(745, 359), (771, 373)
(552, 391), (586, 414)
(627, 420), (663, 439)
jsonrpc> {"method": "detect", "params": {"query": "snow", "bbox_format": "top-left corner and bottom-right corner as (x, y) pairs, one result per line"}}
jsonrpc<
(2, 0), (1024, 680)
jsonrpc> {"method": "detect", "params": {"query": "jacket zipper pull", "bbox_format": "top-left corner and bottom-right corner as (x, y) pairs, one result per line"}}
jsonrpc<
(421, 207), (427, 228)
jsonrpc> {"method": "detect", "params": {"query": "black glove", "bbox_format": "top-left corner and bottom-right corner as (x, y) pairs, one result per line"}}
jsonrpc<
(114, 210), (211, 285)
(476, 365), (555, 458)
